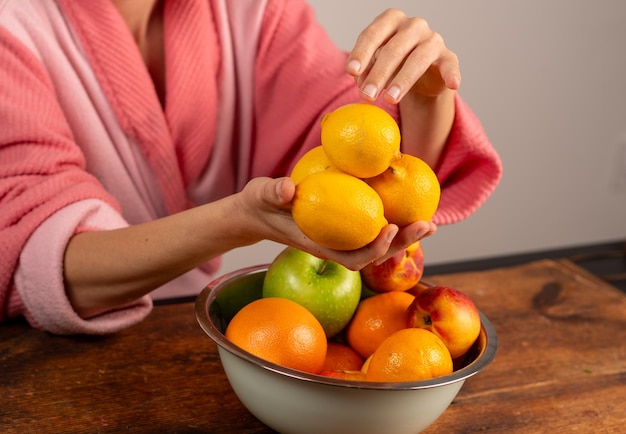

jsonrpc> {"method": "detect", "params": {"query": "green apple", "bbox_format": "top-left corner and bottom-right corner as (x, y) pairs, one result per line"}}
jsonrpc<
(262, 247), (362, 338)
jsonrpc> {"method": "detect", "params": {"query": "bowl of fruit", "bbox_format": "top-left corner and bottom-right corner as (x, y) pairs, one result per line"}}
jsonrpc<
(195, 246), (498, 434)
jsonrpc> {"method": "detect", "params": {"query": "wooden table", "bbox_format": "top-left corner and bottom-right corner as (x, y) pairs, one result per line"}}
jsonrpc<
(1, 259), (625, 433)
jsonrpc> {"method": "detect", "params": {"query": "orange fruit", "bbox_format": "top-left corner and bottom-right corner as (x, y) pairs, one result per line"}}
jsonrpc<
(321, 103), (401, 178)
(361, 354), (373, 374)
(290, 146), (338, 185)
(322, 342), (364, 372)
(292, 170), (388, 250)
(365, 328), (453, 382)
(319, 369), (366, 381)
(346, 291), (415, 359)
(225, 297), (327, 374)
(366, 153), (441, 226)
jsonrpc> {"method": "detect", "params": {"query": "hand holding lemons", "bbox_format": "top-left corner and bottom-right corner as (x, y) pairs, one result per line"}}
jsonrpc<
(291, 103), (441, 251)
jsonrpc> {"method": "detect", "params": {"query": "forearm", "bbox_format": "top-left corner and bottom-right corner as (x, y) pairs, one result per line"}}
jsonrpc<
(398, 88), (456, 169)
(64, 195), (252, 318)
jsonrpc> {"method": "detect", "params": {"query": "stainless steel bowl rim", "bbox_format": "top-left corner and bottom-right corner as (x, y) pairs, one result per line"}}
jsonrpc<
(195, 264), (498, 391)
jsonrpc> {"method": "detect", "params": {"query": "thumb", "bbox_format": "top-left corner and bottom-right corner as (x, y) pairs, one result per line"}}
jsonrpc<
(270, 177), (296, 207)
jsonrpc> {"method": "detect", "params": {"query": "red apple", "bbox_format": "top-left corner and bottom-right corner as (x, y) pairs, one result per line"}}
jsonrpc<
(406, 286), (481, 359)
(360, 241), (424, 293)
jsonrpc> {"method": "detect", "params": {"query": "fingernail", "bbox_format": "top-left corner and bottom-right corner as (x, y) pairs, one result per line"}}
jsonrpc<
(361, 83), (378, 99)
(386, 86), (401, 102)
(346, 59), (361, 74)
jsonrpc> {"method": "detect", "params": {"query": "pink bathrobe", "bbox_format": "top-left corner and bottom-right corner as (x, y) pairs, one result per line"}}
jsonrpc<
(0, 0), (502, 334)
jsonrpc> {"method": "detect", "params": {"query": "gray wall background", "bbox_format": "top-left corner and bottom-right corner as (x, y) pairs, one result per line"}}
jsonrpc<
(219, 0), (626, 276)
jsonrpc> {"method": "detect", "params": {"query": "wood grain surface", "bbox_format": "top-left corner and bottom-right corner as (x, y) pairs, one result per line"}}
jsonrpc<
(1, 259), (624, 433)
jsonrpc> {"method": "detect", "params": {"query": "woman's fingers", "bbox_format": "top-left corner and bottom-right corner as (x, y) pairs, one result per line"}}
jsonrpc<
(346, 9), (409, 76)
(346, 9), (460, 103)
(248, 178), (437, 272)
(299, 221), (436, 272)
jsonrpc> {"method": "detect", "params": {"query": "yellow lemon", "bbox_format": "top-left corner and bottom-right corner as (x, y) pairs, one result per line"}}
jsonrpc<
(321, 103), (401, 178)
(290, 146), (338, 185)
(292, 171), (387, 250)
(366, 153), (441, 226)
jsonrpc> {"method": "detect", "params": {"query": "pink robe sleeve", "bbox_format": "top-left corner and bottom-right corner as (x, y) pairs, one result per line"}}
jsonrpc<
(0, 26), (152, 333)
(16, 200), (153, 334)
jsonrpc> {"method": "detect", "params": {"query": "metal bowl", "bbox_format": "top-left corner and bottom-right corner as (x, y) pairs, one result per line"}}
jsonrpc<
(196, 265), (498, 434)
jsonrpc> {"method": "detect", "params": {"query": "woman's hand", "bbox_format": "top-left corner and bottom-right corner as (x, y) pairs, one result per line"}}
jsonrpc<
(344, 9), (459, 168)
(345, 8), (460, 104)
(242, 177), (436, 271)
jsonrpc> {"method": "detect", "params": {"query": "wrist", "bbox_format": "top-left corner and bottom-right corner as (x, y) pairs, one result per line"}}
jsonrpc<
(399, 89), (455, 168)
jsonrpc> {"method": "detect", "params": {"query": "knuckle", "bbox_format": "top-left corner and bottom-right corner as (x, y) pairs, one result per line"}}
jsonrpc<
(405, 15), (430, 33)
(430, 31), (445, 48)
(379, 8), (406, 20)
(360, 25), (386, 43)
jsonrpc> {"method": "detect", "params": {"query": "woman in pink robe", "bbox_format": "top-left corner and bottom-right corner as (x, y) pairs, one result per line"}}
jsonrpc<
(0, 0), (502, 334)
